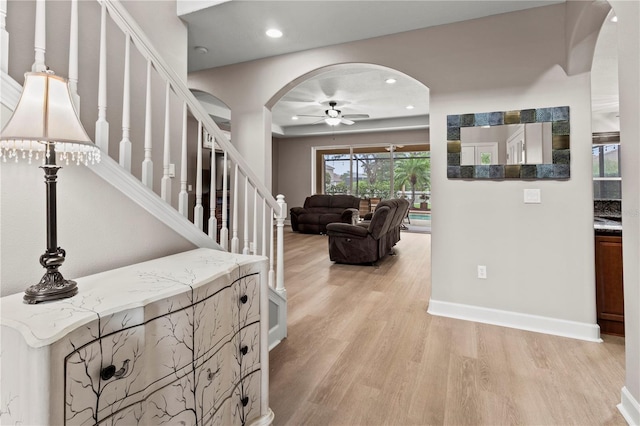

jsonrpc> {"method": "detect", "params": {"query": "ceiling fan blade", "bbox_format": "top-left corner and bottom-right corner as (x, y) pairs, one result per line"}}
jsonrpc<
(340, 118), (355, 125)
(297, 114), (325, 118)
(342, 114), (370, 119)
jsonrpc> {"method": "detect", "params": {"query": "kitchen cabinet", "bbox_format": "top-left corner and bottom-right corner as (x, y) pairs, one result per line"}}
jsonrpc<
(595, 234), (625, 336)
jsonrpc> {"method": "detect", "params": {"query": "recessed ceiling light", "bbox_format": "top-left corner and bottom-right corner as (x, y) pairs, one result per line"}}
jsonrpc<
(610, 15), (618, 23)
(291, 116), (299, 120)
(266, 28), (283, 38)
(385, 78), (397, 84)
(194, 46), (208, 54)
(406, 105), (415, 110)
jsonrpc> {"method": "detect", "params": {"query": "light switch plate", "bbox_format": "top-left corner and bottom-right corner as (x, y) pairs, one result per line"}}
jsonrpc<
(524, 188), (541, 204)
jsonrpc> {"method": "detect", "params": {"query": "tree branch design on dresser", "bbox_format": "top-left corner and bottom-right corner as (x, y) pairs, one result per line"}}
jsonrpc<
(2, 250), (270, 426)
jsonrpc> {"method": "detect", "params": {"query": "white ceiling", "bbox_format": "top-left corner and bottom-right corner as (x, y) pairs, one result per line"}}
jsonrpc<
(181, 0), (617, 137)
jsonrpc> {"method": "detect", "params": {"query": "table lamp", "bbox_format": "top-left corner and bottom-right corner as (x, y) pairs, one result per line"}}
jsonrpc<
(0, 70), (100, 304)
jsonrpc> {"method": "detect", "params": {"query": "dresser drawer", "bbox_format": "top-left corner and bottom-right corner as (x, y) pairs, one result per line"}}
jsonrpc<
(232, 322), (261, 380)
(230, 369), (261, 426)
(196, 345), (229, 423)
(65, 325), (146, 425)
(231, 275), (260, 331)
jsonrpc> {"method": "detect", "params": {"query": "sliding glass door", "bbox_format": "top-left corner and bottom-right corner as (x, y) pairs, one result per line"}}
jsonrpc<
(318, 144), (430, 209)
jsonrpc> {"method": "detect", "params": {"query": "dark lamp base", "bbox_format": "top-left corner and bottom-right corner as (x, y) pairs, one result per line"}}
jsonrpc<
(23, 271), (78, 304)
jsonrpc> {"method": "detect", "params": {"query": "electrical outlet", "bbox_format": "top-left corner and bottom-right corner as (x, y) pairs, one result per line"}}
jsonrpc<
(477, 265), (487, 279)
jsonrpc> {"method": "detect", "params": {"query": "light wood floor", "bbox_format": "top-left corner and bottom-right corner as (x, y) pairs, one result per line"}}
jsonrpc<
(269, 228), (627, 426)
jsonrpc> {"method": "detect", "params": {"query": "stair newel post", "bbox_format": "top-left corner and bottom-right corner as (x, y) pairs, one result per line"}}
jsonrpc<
(253, 187), (259, 255)
(161, 81), (171, 204)
(141, 60), (153, 188)
(269, 207), (275, 289)
(31, 0), (46, 72)
(220, 151), (228, 250)
(178, 101), (188, 217)
(208, 136), (218, 241)
(242, 176), (250, 255)
(95, 0), (109, 152)
(68, 0), (79, 108)
(194, 121), (204, 230)
(262, 198), (267, 258)
(119, 32), (132, 172)
(275, 194), (287, 296)
(231, 162), (239, 253)
(0, 0), (8, 73)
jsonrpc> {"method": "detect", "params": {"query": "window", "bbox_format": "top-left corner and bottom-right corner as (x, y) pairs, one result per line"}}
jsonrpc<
(317, 145), (430, 205)
(592, 133), (621, 200)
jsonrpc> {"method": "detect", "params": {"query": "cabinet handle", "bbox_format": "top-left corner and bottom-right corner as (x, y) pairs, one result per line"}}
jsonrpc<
(240, 295), (248, 304)
(241, 396), (249, 407)
(100, 359), (130, 381)
(207, 367), (220, 381)
(240, 345), (249, 356)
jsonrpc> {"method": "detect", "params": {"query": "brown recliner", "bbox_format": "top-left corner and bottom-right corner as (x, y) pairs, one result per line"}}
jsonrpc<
(326, 198), (410, 264)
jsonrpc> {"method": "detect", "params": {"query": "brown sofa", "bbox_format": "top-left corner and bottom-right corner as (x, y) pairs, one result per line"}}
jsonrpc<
(290, 194), (361, 234)
(326, 198), (410, 264)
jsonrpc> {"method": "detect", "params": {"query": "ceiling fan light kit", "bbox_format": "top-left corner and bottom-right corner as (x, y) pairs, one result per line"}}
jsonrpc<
(325, 117), (342, 126)
(297, 101), (369, 126)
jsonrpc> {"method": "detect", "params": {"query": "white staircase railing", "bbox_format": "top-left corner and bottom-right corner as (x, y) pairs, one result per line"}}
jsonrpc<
(1, 0), (287, 344)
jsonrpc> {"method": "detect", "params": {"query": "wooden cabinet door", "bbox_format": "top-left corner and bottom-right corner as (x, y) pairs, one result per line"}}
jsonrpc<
(595, 235), (625, 336)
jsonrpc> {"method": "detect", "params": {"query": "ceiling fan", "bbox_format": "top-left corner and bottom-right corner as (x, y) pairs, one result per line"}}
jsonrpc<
(298, 101), (369, 126)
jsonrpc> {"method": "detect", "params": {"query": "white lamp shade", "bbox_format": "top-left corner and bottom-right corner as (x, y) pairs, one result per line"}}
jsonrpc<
(1, 72), (99, 163)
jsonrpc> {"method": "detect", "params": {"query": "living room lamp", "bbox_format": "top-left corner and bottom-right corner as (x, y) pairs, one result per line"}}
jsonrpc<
(0, 70), (100, 304)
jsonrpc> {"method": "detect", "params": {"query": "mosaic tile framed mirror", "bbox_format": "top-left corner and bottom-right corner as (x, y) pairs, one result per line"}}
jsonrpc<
(446, 106), (570, 180)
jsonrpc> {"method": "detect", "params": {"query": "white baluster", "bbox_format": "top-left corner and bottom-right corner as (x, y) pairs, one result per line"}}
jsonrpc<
(253, 188), (258, 255)
(178, 102), (188, 217)
(242, 176), (250, 255)
(0, 0), (8, 73)
(220, 151), (229, 250)
(275, 194), (287, 296)
(208, 141), (218, 241)
(161, 82), (171, 204)
(194, 121), (204, 230)
(31, 0), (46, 72)
(231, 163), (240, 253)
(95, 0), (109, 152)
(262, 198), (267, 257)
(119, 33), (132, 172)
(269, 208), (275, 289)
(141, 60), (153, 188)
(68, 0), (79, 108)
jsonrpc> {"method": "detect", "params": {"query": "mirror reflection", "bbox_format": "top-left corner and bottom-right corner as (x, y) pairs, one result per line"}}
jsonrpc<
(446, 106), (570, 180)
(460, 122), (552, 166)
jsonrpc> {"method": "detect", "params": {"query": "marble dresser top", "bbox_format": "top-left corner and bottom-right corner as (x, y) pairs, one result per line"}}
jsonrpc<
(0, 248), (267, 348)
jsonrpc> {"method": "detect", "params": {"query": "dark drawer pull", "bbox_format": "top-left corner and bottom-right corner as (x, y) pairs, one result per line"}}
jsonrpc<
(240, 345), (249, 356)
(100, 359), (129, 381)
(241, 396), (249, 407)
(240, 294), (248, 304)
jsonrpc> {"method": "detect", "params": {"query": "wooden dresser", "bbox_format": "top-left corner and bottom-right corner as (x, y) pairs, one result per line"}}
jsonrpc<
(0, 248), (273, 425)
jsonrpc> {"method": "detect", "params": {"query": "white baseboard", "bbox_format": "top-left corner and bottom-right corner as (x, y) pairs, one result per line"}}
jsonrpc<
(427, 299), (602, 342)
(618, 386), (640, 425)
